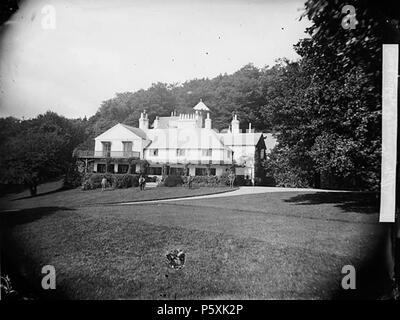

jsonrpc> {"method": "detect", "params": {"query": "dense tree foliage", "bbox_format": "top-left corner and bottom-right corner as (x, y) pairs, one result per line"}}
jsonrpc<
(264, 0), (399, 190)
(0, 112), (87, 195)
(83, 64), (271, 138)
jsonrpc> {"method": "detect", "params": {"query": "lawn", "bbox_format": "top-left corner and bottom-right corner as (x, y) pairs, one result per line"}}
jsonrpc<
(0, 181), (236, 211)
(1, 185), (390, 300)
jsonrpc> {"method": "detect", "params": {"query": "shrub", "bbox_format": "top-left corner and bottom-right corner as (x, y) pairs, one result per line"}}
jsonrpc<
(163, 175), (183, 187)
(81, 173), (139, 190)
(234, 175), (245, 186)
(81, 179), (92, 190)
(218, 172), (230, 186)
(145, 175), (157, 183)
(81, 173), (106, 190)
(63, 164), (83, 189)
(158, 172), (251, 188)
(112, 174), (139, 189)
(181, 174), (232, 187)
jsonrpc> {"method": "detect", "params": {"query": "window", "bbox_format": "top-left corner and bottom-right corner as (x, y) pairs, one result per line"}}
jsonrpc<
(176, 149), (185, 157)
(117, 164), (129, 174)
(122, 141), (133, 157)
(102, 142), (111, 157)
(202, 149), (212, 157)
(170, 167), (185, 175)
(227, 151), (231, 158)
(260, 149), (265, 160)
(210, 168), (216, 176)
(147, 167), (162, 175)
(97, 164), (106, 173)
(195, 167), (207, 176)
(107, 164), (115, 173)
(150, 149), (158, 156)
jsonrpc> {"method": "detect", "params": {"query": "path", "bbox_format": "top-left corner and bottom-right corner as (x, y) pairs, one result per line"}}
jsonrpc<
(115, 186), (350, 206)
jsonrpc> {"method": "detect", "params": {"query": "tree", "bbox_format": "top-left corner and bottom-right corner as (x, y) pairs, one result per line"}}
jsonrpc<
(85, 65), (270, 134)
(1, 131), (67, 195)
(0, 112), (87, 195)
(264, 0), (399, 190)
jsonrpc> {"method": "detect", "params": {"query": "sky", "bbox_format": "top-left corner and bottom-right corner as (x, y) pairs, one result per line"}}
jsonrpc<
(0, 0), (311, 119)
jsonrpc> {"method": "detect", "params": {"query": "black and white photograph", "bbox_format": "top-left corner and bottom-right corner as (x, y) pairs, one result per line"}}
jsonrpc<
(0, 0), (399, 304)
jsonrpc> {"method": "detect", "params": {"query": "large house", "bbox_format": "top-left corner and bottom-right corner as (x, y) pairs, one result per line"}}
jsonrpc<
(77, 100), (277, 184)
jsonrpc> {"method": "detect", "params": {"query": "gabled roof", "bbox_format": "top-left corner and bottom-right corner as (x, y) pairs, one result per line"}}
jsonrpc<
(145, 128), (231, 150)
(95, 123), (147, 140)
(120, 123), (148, 139)
(193, 99), (210, 111)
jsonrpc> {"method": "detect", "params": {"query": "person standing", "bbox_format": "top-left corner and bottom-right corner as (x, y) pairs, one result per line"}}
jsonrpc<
(156, 175), (162, 186)
(139, 175), (145, 191)
(187, 174), (193, 189)
(142, 176), (146, 190)
(228, 171), (235, 188)
(101, 176), (107, 191)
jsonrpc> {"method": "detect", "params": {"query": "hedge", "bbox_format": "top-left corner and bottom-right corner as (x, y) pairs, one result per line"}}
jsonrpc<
(163, 175), (183, 187)
(82, 173), (254, 189)
(81, 173), (139, 190)
(180, 175), (227, 187)
(145, 175), (158, 183)
(179, 174), (253, 187)
(172, 173), (241, 187)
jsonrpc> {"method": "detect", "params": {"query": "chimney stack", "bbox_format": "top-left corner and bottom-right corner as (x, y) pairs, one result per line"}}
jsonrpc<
(205, 113), (212, 129)
(231, 113), (240, 134)
(139, 110), (149, 130)
(153, 116), (159, 129)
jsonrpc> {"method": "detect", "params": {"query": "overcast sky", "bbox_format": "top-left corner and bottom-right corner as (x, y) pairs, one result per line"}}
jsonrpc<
(0, 0), (310, 119)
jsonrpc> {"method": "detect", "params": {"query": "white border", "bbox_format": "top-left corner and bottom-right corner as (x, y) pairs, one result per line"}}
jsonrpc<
(380, 44), (398, 223)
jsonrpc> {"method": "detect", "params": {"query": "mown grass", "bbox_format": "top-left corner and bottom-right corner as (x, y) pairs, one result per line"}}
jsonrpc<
(0, 182), (235, 211)
(1, 189), (388, 300)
